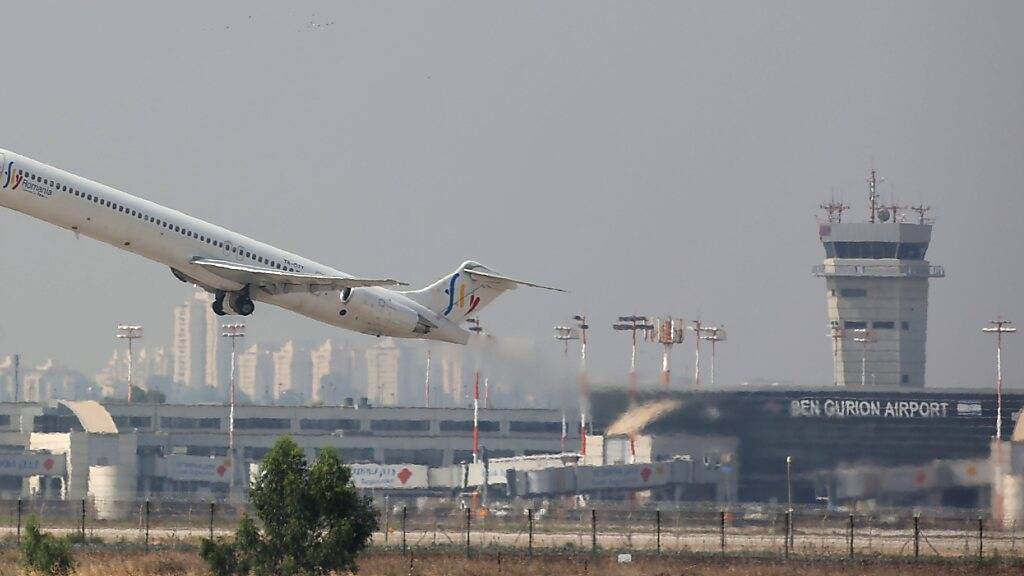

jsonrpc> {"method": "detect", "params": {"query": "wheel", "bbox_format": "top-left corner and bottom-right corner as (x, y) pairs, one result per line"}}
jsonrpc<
(233, 295), (255, 316)
(212, 293), (227, 316)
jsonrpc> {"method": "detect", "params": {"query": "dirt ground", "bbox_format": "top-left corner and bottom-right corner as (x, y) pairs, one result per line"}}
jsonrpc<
(2, 549), (1023, 576)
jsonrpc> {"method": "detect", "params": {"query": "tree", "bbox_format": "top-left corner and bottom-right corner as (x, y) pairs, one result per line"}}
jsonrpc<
(200, 436), (378, 576)
(21, 516), (75, 576)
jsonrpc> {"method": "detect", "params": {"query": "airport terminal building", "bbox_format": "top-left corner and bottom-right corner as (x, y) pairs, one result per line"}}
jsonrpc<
(591, 387), (1022, 506)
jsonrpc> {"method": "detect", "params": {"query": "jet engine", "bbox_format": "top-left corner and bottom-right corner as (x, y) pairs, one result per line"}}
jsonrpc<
(340, 288), (433, 335)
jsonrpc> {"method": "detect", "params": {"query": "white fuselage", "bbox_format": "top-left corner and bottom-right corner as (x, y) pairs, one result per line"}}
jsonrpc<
(0, 149), (469, 343)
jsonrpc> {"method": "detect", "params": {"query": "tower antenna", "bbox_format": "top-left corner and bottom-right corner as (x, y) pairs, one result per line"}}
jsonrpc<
(910, 204), (932, 225)
(867, 168), (884, 223)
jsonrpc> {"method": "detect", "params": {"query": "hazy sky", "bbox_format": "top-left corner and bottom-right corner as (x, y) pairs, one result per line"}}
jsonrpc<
(0, 1), (1021, 391)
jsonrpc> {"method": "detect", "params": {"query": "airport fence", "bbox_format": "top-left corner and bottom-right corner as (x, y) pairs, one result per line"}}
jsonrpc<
(2, 497), (1023, 562)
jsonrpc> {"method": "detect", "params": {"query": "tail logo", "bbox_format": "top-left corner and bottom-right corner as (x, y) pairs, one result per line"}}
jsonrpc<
(443, 273), (460, 316)
(2, 162), (21, 190)
(442, 272), (482, 316)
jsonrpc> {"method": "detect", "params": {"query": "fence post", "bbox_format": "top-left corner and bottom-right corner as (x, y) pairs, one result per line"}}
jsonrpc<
(656, 510), (661, 555)
(465, 507), (471, 558)
(591, 509), (597, 555)
(16, 498), (22, 545)
(978, 516), (984, 561)
(913, 514), (920, 559)
(209, 502), (215, 540)
(80, 498), (86, 538)
(401, 506), (407, 554)
(720, 510), (726, 556)
(145, 499), (151, 551)
(848, 513), (854, 559)
(784, 510), (791, 559)
(528, 508), (534, 557)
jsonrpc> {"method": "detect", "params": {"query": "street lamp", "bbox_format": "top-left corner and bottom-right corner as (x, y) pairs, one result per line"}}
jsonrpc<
(701, 326), (727, 387)
(983, 319), (1017, 441)
(221, 323), (245, 491)
(852, 328), (874, 387)
(116, 325), (143, 402)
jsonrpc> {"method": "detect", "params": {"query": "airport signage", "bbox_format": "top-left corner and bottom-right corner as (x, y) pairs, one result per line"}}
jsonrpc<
(0, 454), (65, 477)
(165, 455), (232, 483)
(789, 397), (958, 419)
(349, 464), (428, 489)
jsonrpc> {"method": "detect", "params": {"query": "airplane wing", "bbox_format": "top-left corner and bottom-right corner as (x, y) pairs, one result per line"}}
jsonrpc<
(191, 257), (407, 292)
(462, 268), (566, 292)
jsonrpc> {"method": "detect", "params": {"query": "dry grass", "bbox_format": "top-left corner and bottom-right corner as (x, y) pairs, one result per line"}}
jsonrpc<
(1, 549), (1022, 576)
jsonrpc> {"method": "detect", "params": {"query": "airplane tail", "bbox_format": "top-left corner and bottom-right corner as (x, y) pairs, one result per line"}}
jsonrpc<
(404, 261), (564, 323)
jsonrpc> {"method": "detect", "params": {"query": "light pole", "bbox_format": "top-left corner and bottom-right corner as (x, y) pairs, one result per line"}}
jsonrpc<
(467, 317), (485, 463)
(688, 320), (717, 386)
(852, 328), (874, 387)
(829, 324), (844, 387)
(424, 346), (431, 407)
(613, 316), (654, 404)
(983, 319), (1017, 441)
(701, 326), (727, 387)
(116, 325), (143, 402)
(221, 323), (245, 492)
(786, 455), (793, 512)
(555, 314), (589, 455)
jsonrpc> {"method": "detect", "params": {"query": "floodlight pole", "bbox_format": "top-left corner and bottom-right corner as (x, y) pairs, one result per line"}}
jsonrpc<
(116, 325), (143, 402)
(853, 328), (873, 387)
(467, 318), (486, 463)
(221, 323), (246, 492)
(613, 316), (653, 404)
(555, 315), (589, 455)
(829, 325), (844, 387)
(983, 319), (1017, 441)
(701, 327), (726, 387)
(424, 347), (431, 408)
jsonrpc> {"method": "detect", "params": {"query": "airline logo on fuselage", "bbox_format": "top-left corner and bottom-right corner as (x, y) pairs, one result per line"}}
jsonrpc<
(2, 162), (22, 191)
(442, 272), (481, 317)
(2, 162), (50, 199)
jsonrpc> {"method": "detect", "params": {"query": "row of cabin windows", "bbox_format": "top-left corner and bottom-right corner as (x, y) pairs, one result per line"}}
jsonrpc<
(16, 167), (301, 273)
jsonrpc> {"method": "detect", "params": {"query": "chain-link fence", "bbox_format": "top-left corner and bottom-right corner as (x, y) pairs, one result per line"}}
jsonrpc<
(2, 498), (1021, 561)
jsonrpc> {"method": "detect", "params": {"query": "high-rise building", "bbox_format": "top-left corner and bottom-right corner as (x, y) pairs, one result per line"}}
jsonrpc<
(20, 359), (91, 402)
(237, 344), (273, 404)
(310, 339), (356, 405)
(272, 341), (312, 405)
(95, 346), (171, 398)
(814, 173), (944, 387)
(439, 344), (466, 406)
(365, 338), (400, 406)
(172, 291), (222, 390)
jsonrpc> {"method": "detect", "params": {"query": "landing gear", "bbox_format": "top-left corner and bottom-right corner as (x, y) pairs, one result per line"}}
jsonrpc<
(212, 288), (254, 316)
(213, 292), (227, 316)
(230, 291), (255, 316)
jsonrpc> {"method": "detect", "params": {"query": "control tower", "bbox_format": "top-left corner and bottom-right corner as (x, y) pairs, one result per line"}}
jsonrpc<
(814, 171), (945, 387)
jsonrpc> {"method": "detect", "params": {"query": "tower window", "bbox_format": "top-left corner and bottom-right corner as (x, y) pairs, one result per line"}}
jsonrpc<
(872, 321), (895, 329)
(840, 288), (867, 298)
(901, 321), (910, 330)
(844, 321), (867, 330)
(901, 374), (909, 384)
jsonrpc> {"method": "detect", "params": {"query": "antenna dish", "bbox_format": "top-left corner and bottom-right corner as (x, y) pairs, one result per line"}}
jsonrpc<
(877, 208), (891, 222)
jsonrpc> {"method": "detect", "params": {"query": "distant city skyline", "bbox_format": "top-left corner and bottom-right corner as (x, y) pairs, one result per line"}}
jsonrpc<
(0, 2), (1020, 392)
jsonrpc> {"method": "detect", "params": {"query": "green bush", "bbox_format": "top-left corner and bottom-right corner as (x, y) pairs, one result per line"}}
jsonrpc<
(21, 516), (76, 576)
(200, 436), (379, 576)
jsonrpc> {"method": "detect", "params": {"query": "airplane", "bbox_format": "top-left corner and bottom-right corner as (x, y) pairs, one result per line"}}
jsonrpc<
(0, 148), (563, 345)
